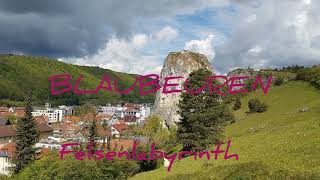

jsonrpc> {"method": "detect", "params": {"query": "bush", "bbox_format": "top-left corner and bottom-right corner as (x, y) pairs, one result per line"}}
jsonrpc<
(274, 78), (284, 86)
(233, 98), (241, 110)
(15, 151), (140, 180)
(248, 98), (268, 113)
(296, 66), (320, 90)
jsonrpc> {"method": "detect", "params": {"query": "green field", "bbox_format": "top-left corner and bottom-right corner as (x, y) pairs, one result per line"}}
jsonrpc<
(131, 81), (320, 179)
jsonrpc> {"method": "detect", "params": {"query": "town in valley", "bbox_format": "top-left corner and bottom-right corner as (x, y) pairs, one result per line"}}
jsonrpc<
(0, 102), (152, 176)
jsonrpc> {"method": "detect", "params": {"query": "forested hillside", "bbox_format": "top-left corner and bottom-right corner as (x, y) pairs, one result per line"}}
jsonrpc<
(0, 55), (155, 106)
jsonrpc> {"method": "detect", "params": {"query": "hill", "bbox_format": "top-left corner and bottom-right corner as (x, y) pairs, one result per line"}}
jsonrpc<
(131, 81), (320, 179)
(0, 54), (155, 106)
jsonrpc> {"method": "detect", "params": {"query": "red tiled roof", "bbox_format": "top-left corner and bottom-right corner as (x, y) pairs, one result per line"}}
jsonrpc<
(53, 122), (80, 138)
(0, 142), (15, 158)
(118, 120), (126, 124)
(97, 114), (112, 120)
(111, 123), (128, 132)
(37, 123), (53, 132)
(97, 125), (111, 137)
(0, 125), (15, 137)
(0, 123), (53, 138)
(34, 115), (49, 124)
(123, 116), (138, 123)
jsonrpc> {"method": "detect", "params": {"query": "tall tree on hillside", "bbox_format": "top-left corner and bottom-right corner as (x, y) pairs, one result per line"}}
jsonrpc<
(14, 90), (39, 173)
(177, 68), (234, 152)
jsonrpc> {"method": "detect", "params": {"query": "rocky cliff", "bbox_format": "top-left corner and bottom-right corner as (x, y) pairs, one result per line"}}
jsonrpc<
(152, 50), (213, 128)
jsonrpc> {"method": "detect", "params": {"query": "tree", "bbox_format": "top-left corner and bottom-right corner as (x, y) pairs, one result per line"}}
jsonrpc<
(88, 115), (98, 153)
(274, 78), (284, 86)
(74, 103), (96, 121)
(177, 68), (234, 152)
(141, 115), (162, 138)
(14, 90), (39, 173)
(138, 115), (176, 150)
(248, 98), (268, 113)
(6, 114), (17, 125)
(135, 145), (158, 172)
(233, 97), (242, 110)
(16, 151), (140, 180)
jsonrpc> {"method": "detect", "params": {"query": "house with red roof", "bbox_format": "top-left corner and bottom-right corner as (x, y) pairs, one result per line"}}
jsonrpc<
(0, 142), (15, 176)
(0, 124), (53, 146)
(110, 123), (128, 138)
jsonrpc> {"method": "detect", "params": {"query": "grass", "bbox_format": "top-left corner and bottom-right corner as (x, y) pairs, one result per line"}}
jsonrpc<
(130, 81), (320, 179)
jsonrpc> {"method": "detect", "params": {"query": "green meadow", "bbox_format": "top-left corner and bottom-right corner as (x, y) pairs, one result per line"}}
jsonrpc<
(131, 81), (320, 179)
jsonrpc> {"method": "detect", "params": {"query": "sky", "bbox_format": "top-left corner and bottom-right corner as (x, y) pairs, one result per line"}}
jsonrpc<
(0, 0), (319, 74)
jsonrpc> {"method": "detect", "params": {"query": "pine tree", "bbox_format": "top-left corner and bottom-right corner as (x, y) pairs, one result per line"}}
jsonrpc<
(88, 115), (98, 153)
(14, 90), (39, 173)
(177, 68), (234, 152)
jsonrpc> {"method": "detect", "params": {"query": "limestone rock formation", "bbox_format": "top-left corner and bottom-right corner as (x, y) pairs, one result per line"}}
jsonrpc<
(152, 50), (213, 128)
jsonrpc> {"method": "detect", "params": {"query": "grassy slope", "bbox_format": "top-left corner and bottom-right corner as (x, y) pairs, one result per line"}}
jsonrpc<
(0, 55), (155, 106)
(131, 81), (320, 179)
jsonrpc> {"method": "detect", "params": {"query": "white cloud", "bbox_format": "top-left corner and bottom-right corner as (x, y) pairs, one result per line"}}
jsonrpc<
(304, 0), (311, 5)
(246, 14), (257, 23)
(60, 34), (162, 75)
(248, 45), (263, 54)
(132, 34), (149, 48)
(184, 34), (215, 61)
(155, 26), (178, 42)
(215, 0), (320, 73)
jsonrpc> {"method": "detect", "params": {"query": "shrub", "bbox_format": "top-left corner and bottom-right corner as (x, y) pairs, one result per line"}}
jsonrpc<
(274, 78), (284, 86)
(248, 98), (268, 113)
(296, 66), (320, 90)
(233, 98), (241, 110)
(16, 151), (140, 180)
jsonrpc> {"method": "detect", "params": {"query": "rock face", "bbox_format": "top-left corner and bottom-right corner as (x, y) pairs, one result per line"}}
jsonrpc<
(152, 50), (213, 128)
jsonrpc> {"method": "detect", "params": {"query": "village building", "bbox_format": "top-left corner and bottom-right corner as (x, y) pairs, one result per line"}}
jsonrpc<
(0, 124), (53, 146)
(58, 105), (75, 116)
(0, 142), (15, 176)
(0, 107), (25, 120)
(0, 117), (8, 126)
(32, 109), (63, 124)
(123, 116), (139, 125)
(110, 123), (128, 138)
(106, 115), (120, 126)
(97, 104), (122, 115)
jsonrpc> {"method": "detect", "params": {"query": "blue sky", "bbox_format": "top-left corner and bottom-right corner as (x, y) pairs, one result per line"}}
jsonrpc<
(0, 0), (319, 74)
